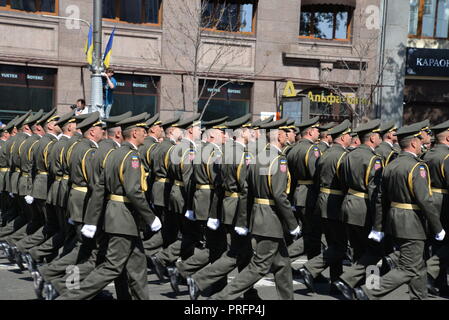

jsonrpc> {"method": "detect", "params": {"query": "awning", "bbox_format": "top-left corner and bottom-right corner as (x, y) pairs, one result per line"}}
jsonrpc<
(300, 0), (356, 7)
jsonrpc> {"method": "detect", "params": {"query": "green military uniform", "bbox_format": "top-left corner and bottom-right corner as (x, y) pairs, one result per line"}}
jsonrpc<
(214, 119), (299, 300)
(0, 129), (9, 225)
(317, 122), (336, 154)
(337, 120), (384, 290)
(375, 121), (399, 166)
(246, 116), (273, 159)
(58, 112), (159, 300)
(287, 116), (322, 259)
(360, 123), (444, 300)
(301, 120), (352, 288)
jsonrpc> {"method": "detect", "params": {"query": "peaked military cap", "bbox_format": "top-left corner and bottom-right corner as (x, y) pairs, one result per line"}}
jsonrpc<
(297, 116), (320, 130)
(353, 119), (381, 136)
(23, 109), (44, 126)
(73, 113), (91, 124)
(430, 119), (449, 134)
(116, 112), (149, 131)
(161, 115), (181, 129)
(281, 118), (296, 130)
(260, 118), (288, 130)
(203, 116), (229, 131)
(15, 110), (32, 128)
(56, 111), (76, 127)
(318, 122), (336, 132)
(36, 108), (58, 126)
(350, 132), (359, 138)
(3, 116), (19, 132)
(172, 114), (201, 129)
(225, 113), (252, 129)
(415, 119), (430, 131)
(251, 115), (274, 129)
(395, 122), (425, 141)
(77, 112), (104, 132)
(104, 111), (133, 129)
(328, 120), (352, 138)
(146, 113), (161, 127)
(379, 121), (397, 135)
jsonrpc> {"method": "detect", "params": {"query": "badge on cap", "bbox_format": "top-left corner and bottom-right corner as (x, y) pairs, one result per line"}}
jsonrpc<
(280, 159), (287, 173)
(374, 159), (382, 170)
(314, 146), (320, 158)
(131, 155), (140, 169)
(419, 165), (427, 178)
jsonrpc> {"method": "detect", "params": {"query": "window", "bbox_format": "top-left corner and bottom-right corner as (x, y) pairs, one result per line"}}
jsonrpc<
(110, 74), (159, 117)
(299, 5), (353, 40)
(201, 0), (257, 33)
(0, 0), (56, 13)
(102, 0), (162, 25)
(0, 64), (55, 123)
(409, 0), (449, 38)
(198, 80), (252, 121)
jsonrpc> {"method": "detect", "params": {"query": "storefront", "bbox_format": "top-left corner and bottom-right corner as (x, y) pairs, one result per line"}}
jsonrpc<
(198, 80), (252, 121)
(110, 74), (159, 117)
(0, 64), (56, 123)
(404, 47), (449, 125)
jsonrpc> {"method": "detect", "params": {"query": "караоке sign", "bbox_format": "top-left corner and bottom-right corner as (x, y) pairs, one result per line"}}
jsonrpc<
(406, 47), (449, 77)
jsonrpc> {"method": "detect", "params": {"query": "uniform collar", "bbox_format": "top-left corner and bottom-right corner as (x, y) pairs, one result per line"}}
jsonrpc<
(88, 139), (99, 148)
(321, 140), (330, 147)
(61, 134), (71, 139)
(24, 132), (32, 137)
(235, 140), (246, 149)
(270, 144), (283, 154)
(48, 132), (59, 140)
(404, 150), (418, 158)
(128, 142), (138, 150)
(147, 135), (158, 143)
(384, 141), (394, 148)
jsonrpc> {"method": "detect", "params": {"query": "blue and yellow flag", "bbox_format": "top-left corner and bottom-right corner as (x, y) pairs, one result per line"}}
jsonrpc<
(85, 25), (93, 65)
(103, 27), (116, 68)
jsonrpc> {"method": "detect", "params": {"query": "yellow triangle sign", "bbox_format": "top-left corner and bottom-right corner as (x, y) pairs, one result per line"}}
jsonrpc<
(283, 81), (297, 97)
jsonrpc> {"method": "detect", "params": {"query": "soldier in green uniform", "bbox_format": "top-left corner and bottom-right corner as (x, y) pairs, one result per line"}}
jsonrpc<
(287, 116), (322, 260)
(247, 116), (274, 158)
(212, 118), (300, 300)
(298, 120), (352, 294)
(57, 113), (162, 300)
(354, 123), (445, 300)
(333, 119), (385, 299)
(317, 122), (336, 153)
(282, 119), (298, 157)
(375, 121), (399, 166)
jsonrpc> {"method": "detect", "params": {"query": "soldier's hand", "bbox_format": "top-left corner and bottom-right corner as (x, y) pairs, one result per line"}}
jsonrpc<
(290, 226), (302, 240)
(150, 216), (162, 232)
(8, 193), (14, 198)
(368, 229), (384, 243)
(25, 195), (34, 205)
(68, 218), (75, 225)
(234, 226), (249, 236)
(207, 218), (220, 230)
(435, 229), (446, 241)
(81, 225), (97, 238)
(185, 210), (196, 221)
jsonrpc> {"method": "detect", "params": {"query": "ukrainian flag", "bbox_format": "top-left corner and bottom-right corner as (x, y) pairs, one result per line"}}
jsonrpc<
(85, 25), (93, 65)
(103, 27), (116, 68)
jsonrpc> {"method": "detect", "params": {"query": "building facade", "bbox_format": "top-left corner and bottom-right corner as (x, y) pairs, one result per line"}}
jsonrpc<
(0, 0), (409, 125)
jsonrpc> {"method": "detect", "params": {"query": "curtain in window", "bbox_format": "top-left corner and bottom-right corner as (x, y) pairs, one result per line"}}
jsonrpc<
(11, 0), (36, 11)
(41, 0), (55, 12)
(144, 0), (159, 23)
(120, 0), (142, 23)
(103, 0), (116, 19)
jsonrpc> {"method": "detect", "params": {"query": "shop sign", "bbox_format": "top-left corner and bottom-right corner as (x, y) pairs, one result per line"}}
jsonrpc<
(406, 47), (449, 77)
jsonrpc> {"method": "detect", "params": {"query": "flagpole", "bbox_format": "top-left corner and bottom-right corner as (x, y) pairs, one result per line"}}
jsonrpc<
(91, 0), (103, 116)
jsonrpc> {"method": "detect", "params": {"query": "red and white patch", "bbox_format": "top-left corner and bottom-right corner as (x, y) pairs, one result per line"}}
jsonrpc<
(419, 166), (427, 178)
(374, 160), (381, 170)
(313, 147), (320, 158)
(280, 164), (287, 173)
(188, 150), (196, 161)
(131, 156), (140, 169)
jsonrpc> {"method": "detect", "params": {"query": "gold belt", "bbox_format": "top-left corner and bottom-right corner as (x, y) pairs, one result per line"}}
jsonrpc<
(72, 184), (88, 193)
(174, 180), (185, 187)
(0, 168), (9, 172)
(348, 188), (368, 199)
(15, 168), (21, 173)
(144, 172), (149, 177)
(320, 187), (344, 196)
(108, 194), (131, 203)
(225, 191), (240, 198)
(21, 173), (30, 177)
(37, 171), (48, 175)
(155, 177), (169, 183)
(391, 202), (420, 210)
(63, 175), (69, 180)
(298, 180), (313, 185)
(196, 184), (214, 190)
(254, 198), (275, 206)
(55, 176), (63, 181)
(431, 188), (449, 195)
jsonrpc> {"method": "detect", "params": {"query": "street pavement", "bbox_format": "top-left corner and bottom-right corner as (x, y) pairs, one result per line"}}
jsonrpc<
(0, 253), (447, 300)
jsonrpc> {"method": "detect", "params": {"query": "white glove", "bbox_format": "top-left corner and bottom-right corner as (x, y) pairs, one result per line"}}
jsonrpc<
(207, 218), (220, 230)
(185, 210), (196, 221)
(234, 226), (248, 236)
(150, 216), (162, 232)
(435, 229), (446, 241)
(368, 229), (384, 243)
(291, 206), (297, 212)
(68, 218), (75, 225)
(81, 225), (97, 239)
(290, 226), (301, 237)
(25, 195), (34, 205)
(9, 193), (14, 198)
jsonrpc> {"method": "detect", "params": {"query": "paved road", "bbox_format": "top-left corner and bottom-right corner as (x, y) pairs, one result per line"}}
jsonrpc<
(0, 253), (447, 300)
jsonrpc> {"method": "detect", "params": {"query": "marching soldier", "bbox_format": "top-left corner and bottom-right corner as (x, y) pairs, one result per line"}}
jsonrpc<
(355, 123), (445, 300)
(375, 121), (399, 166)
(282, 119), (298, 156)
(299, 120), (352, 294)
(347, 132), (361, 151)
(247, 116), (273, 158)
(57, 113), (162, 300)
(0, 125), (11, 226)
(333, 119), (385, 299)
(212, 118), (300, 300)
(317, 122), (336, 153)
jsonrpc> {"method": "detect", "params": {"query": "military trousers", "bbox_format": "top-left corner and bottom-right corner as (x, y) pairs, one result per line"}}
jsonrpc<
(297, 206), (322, 260)
(361, 238), (427, 300)
(192, 224), (253, 292)
(304, 218), (347, 282)
(0, 191), (11, 226)
(57, 233), (149, 300)
(426, 241), (449, 283)
(213, 235), (293, 300)
(339, 224), (384, 288)
(142, 205), (175, 258)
